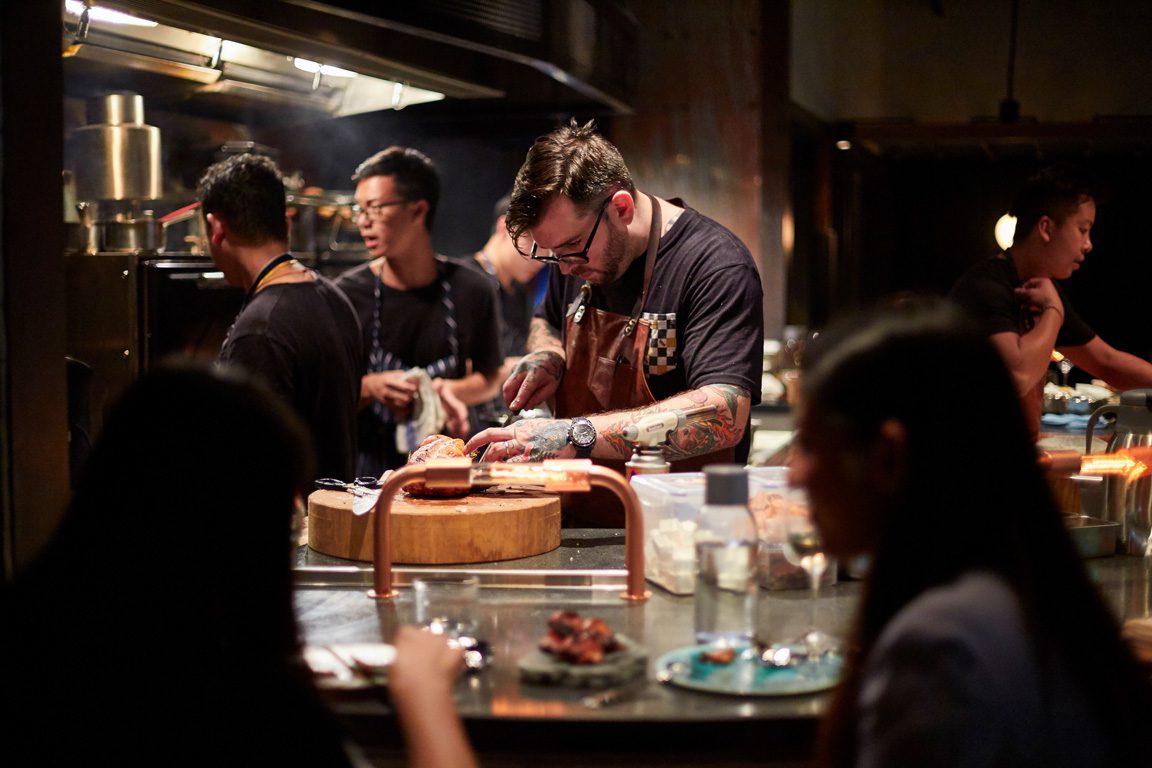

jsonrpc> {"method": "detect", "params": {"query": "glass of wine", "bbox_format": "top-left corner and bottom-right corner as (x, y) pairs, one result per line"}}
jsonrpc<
(780, 514), (839, 662)
(1058, 358), (1074, 389)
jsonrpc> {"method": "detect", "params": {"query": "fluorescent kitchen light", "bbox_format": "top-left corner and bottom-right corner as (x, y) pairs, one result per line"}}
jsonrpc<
(293, 58), (358, 78)
(64, 1), (157, 27)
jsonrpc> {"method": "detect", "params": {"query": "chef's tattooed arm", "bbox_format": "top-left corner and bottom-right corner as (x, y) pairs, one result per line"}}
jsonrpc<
(526, 316), (565, 357)
(503, 318), (566, 411)
(464, 383), (752, 463)
(596, 384), (751, 461)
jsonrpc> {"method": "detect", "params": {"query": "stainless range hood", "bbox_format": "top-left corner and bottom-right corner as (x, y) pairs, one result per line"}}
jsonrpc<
(61, 0), (489, 121)
(62, 0), (635, 122)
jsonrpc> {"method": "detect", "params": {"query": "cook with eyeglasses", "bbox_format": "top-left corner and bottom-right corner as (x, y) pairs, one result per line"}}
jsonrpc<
(464, 120), (764, 526)
(334, 146), (503, 478)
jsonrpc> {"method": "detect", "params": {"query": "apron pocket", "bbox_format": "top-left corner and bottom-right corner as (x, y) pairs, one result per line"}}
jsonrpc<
(643, 312), (677, 375)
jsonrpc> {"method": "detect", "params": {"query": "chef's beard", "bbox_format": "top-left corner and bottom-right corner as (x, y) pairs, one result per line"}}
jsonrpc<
(573, 222), (629, 285)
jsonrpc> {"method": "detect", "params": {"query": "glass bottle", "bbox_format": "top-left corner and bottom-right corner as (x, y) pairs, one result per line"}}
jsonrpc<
(693, 465), (758, 646)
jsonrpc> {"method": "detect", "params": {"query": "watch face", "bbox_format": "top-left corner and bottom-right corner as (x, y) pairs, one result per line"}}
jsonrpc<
(571, 418), (596, 448)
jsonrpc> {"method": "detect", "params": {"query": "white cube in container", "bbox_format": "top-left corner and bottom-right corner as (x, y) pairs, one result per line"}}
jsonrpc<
(631, 473), (702, 594)
(631, 467), (836, 594)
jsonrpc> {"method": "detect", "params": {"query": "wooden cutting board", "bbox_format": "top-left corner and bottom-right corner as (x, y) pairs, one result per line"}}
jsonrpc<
(307, 487), (561, 564)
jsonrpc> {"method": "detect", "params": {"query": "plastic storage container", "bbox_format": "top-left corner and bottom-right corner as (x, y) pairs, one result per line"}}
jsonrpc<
(632, 467), (837, 593)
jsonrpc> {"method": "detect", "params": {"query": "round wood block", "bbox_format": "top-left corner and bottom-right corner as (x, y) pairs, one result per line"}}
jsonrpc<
(307, 487), (561, 564)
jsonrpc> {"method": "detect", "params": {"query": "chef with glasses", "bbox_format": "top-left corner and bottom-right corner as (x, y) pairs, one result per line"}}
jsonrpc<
(465, 120), (764, 526)
(336, 146), (503, 478)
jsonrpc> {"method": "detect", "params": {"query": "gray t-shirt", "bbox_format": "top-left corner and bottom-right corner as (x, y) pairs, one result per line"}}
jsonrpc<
(857, 571), (1109, 768)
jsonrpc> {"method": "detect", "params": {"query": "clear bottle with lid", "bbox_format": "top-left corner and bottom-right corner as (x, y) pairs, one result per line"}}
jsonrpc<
(693, 465), (759, 646)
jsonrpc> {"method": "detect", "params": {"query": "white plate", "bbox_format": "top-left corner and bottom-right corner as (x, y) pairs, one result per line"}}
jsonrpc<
(304, 643), (395, 689)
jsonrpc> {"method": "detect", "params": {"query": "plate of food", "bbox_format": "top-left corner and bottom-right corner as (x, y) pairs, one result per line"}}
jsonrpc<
(518, 610), (647, 689)
(655, 643), (842, 696)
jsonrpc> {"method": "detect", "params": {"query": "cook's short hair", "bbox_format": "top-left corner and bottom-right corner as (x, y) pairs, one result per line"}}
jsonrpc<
(1010, 163), (1100, 246)
(506, 119), (635, 253)
(197, 153), (287, 245)
(351, 146), (440, 232)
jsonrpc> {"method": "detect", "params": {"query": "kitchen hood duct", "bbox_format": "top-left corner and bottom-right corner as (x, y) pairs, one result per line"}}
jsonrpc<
(286, 0), (635, 114)
(70, 0), (636, 117)
(62, 1), (458, 121)
(66, 40), (222, 84)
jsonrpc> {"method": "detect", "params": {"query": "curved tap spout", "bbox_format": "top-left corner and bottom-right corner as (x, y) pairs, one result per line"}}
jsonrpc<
(586, 464), (651, 601)
(368, 458), (650, 602)
(369, 464), (431, 599)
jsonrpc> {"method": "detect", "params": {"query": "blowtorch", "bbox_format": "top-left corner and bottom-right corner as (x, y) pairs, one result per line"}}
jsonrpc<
(623, 404), (718, 477)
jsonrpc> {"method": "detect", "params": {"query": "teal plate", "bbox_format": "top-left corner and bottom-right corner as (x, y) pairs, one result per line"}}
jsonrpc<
(655, 644), (843, 696)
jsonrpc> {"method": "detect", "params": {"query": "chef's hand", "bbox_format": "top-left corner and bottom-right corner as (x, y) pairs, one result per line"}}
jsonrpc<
(432, 378), (470, 438)
(1015, 277), (1063, 317)
(362, 371), (419, 417)
(503, 351), (565, 412)
(464, 418), (574, 463)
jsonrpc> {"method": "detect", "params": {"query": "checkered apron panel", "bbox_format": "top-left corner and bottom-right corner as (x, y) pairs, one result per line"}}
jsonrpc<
(643, 312), (677, 375)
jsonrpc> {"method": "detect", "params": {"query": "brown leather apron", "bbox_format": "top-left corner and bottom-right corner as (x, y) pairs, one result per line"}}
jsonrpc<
(555, 194), (733, 526)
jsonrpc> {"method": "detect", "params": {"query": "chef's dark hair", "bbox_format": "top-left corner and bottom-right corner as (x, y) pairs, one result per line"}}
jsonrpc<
(1010, 162), (1101, 247)
(805, 295), (1151, 767)
(352, 146), (440, 232)
(506, 119), (636, 254)
(197, 153), (288, 245)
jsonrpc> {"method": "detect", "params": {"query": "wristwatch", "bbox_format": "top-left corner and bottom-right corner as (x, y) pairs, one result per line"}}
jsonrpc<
(567, 417), (597, 458)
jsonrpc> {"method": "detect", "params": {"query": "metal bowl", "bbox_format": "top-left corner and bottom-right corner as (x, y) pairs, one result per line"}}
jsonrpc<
(1063, 515), (1119, 558)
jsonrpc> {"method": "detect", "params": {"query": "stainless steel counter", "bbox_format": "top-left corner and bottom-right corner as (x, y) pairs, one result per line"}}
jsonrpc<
(293, 530), (1152, 766)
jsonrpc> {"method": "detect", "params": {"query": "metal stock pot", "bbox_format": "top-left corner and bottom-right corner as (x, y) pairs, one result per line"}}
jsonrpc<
(92, 219), (164, 252)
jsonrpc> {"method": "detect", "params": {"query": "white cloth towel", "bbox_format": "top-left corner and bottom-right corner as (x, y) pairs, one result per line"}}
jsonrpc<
(395, 368), (444, 455)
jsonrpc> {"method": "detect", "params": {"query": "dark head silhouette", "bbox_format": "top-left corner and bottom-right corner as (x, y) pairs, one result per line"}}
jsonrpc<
(1, 364), (359, 766)
(803, 296), (1152, 768)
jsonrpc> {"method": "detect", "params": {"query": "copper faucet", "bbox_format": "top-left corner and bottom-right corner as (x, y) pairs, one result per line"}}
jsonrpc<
(368, 458), (650, 602)
(1040, 446), (1152, 479)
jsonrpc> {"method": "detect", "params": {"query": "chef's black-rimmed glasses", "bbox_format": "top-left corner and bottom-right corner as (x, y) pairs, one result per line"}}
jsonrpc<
(528, 197), (610, 265)
(351, 199), (409, 221)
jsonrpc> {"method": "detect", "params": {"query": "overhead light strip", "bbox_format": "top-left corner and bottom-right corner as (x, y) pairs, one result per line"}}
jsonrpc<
(293, 58), (358, 78)
(64, 0), (158, 27)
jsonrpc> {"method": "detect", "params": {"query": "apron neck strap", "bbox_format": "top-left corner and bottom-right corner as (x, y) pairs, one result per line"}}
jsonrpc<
(631, 192), (661, 320)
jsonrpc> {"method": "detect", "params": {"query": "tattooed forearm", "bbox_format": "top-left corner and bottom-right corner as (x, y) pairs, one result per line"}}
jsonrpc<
(598, 415), (638, 457)
(663, 385), (748, 460)
(662, 385), (749, 461)
(526, 317), (565, 356)
(590, 384), (751, 461)
(711, 384), (744, 423)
